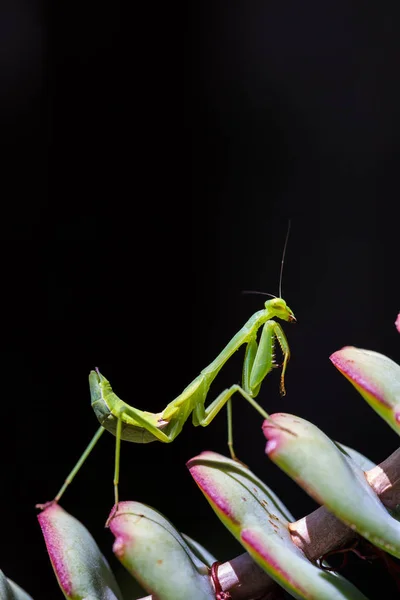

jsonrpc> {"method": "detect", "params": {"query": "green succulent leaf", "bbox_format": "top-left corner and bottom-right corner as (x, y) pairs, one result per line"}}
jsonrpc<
(0, 571), (34, 600)
(37, 503), (123, 600)
(188, 451), (368, 600)
(330, 347), (400, 435)
(264, 414), (400, 559)
(108, 501), (215, 600)
(181, 534), (217, 568)
(335, 443), (376, 471)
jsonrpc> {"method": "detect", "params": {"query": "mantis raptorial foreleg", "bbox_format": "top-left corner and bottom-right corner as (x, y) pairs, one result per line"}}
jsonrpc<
(241, 320), (290, 396)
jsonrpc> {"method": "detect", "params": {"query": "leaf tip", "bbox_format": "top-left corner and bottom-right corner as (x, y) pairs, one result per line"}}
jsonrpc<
(262, 414), (295, 456)
(37, 503), (72, 596)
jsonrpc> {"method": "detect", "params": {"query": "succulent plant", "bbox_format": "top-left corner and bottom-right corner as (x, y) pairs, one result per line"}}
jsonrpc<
(0, 571), (34, 600)
(3, 317), (400, 599)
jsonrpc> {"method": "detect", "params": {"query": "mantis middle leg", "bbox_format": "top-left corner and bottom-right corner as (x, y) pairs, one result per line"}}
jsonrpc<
(193, 320), (291, 459)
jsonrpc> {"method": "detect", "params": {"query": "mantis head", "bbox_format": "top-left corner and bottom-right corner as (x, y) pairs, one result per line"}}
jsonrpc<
(266, 297), (296, 323)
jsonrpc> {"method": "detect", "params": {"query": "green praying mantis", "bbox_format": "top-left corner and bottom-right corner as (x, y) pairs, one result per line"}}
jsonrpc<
(38, 231), (296, 513)
(38, 296), (295, 513)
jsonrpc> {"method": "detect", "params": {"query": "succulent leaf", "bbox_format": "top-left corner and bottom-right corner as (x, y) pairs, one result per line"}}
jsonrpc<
(335, 443), (376, 471)
(188, 450), (369, 600)
(37, 503), (123, 600)
(108, 501), (215, 600)
(181, 534), (217, 568)
(0, 571), (34, 600)
(330, 347), (400, 435)
(264, 414), (400, 559)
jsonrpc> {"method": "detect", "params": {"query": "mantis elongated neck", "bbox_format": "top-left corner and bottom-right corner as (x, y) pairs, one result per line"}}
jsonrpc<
(201, 308), (274, 380)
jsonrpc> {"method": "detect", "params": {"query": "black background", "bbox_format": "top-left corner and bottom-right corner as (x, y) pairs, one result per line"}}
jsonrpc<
(1, 1), (400, 598)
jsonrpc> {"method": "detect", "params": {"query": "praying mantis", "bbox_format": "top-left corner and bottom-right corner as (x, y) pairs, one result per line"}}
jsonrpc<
(37, 230), (296, 513)
(38, 296), (295, 514)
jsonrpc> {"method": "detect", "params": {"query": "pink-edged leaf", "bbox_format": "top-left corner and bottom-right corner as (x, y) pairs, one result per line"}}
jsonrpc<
(188, 451), (368, 600)
(37, 503), (123, 600)
(264, 413), (400, 558)
(108, 501), (215, 600)
(330, 346), (400, 435)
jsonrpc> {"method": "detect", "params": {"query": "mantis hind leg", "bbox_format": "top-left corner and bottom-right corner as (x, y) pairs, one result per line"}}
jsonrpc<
(55, 426), (106, 503)
(106, 415), (123, 527)
(113, 414), (123, 507)
(106, 403), (186, 525)
(36, 426), (106, 509)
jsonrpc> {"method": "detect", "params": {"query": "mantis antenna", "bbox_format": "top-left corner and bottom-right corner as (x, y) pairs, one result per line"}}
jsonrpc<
(243, 220), (292, 300)
(279, 219), (291, 298)
(241, 291), (277, 298)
